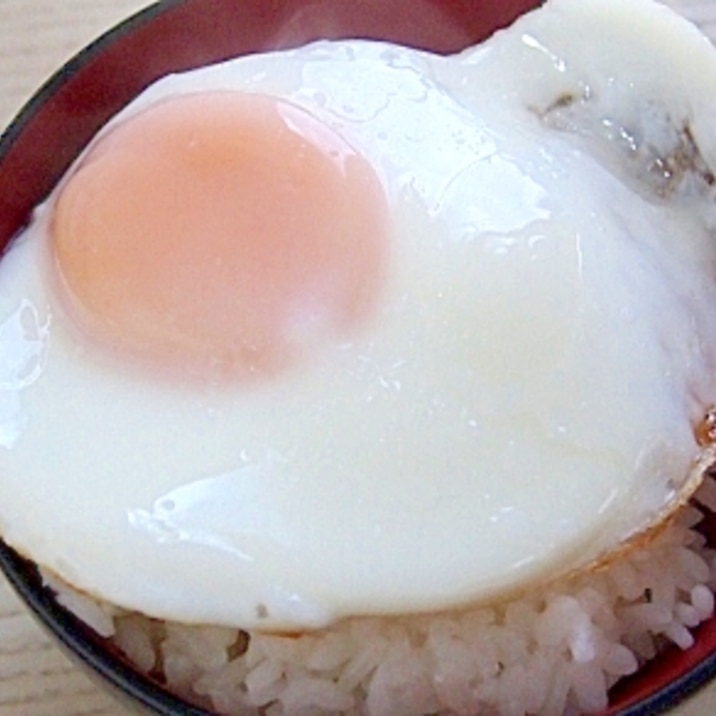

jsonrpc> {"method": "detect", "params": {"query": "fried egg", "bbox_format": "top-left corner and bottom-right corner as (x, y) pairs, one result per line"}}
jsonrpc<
(1, 0), (716, 631)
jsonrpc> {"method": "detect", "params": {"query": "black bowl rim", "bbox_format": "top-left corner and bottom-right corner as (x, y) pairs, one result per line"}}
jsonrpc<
(1, 1), (716, 714)
(0, 539), (213, 715)
(623, 639), (716, 716)
(0, 1), (173, 166)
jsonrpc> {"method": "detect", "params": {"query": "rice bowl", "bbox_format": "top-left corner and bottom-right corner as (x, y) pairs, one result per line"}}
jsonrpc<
(3, 0), (716, 714)
(27, 479), (716, 715)
(3, 476), (716, 715)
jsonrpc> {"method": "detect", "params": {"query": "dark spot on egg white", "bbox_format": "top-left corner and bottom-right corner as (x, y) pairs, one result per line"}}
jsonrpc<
(256, 603), (269, 619)
(534, 90), (716, 201)
(645, 123), (716, 197)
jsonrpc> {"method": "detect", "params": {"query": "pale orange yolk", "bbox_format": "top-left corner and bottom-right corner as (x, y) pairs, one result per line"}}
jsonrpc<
(51, 92), (388, 381)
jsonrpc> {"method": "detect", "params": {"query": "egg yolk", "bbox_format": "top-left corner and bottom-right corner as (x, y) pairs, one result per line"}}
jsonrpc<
(51, 92), (388, 380)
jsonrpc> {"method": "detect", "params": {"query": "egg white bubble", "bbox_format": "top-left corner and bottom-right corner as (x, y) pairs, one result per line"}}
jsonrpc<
(2, 0), (716, 630)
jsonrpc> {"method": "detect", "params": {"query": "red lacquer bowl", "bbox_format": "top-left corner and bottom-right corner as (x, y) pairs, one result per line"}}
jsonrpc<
(0, 1), (715, 714)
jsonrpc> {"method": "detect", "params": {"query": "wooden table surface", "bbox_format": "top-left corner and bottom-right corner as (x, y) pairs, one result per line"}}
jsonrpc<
(2, 0), (716, 714)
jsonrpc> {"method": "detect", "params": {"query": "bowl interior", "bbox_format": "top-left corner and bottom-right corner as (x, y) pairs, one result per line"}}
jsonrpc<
(1, 0), (716, 714)
(0, 0), (536, 248)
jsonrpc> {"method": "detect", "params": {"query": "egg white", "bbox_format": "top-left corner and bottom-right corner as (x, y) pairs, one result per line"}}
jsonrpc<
(1, 0), (716, 630)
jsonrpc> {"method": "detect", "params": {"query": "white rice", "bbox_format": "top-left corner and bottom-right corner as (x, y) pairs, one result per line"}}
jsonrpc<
(43, 472), (716, 716)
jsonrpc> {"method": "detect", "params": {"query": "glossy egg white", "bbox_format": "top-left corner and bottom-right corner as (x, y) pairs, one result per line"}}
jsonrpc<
(1, 0), (716, 631)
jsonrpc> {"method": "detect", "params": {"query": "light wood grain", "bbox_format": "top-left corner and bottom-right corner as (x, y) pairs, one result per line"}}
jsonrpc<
(2, 0), (716, 714)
